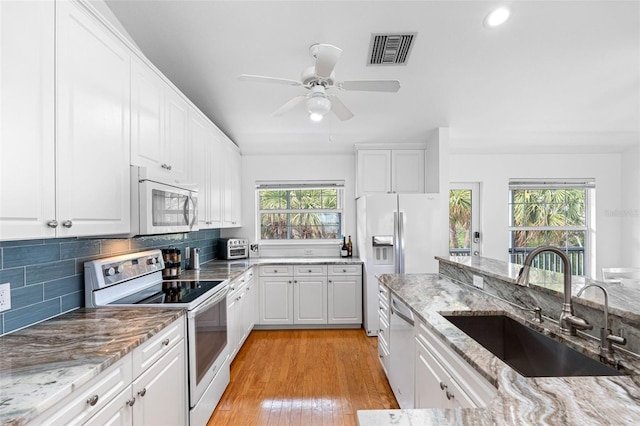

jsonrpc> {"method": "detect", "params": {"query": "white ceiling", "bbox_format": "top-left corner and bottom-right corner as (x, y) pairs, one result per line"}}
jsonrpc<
(104, 0), (640, 155)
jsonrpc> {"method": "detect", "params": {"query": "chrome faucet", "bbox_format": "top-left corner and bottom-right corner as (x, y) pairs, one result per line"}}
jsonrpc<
(516, 246), (592, 335)
(576, 284), (627, 357)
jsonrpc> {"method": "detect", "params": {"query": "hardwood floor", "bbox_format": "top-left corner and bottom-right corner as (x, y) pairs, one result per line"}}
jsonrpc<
(207, 329), (399, 425)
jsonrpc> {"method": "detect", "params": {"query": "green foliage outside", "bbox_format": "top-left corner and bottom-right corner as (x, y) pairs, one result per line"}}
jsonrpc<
(449, 190), (471, 250)
(259, 189), (340, 240)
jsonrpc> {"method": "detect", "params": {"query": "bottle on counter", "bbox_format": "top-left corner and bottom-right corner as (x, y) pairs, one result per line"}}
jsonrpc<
(341, 235), (348, 257)
(347, 235), (353, 257)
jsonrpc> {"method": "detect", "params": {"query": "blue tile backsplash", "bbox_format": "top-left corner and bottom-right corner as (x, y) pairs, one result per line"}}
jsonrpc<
(0, 229), (220, 335)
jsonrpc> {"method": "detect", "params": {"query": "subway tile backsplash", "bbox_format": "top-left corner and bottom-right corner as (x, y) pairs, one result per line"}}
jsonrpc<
(0, 229), (220, 335)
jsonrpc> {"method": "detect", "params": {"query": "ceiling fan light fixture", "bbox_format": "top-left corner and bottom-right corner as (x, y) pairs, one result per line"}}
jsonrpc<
(484, 7), (510, 27)
(306, 86), (331, 121)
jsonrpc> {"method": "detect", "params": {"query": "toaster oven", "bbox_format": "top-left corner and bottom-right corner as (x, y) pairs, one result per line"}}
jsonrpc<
(217, 238), (249, 260)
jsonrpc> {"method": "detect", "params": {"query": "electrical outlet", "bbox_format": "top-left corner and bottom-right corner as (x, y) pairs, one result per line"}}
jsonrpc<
(303, 249), (313, 256)
(472, 275), (484, 290)
(0, 283), (11, 312)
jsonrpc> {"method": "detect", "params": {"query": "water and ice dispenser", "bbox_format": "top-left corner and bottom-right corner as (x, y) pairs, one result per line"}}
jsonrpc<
(372, 236), (394, 265)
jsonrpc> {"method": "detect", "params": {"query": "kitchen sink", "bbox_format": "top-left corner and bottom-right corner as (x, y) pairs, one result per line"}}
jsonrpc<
(443, 314), (625, 377)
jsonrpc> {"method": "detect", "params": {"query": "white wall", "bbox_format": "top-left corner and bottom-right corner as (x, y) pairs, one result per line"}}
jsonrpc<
(621, 144), (640, 267)
(449, 152), (622, 278)
(227, 154), (356, 257)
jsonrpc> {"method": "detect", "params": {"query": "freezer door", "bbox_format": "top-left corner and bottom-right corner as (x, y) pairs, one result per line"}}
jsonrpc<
(398, 194), (441, 274)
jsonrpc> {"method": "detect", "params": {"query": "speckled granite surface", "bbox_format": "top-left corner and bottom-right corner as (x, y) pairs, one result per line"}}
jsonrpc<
(0, 308), (184, 426)
(358, 273), (640, 425)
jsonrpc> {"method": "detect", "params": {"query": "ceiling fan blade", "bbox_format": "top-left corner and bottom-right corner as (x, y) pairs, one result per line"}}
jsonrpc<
(314, 44), (342, 79)
(272, 95), (307, 116)
(327, 95), (354, 121)
(238, 74), (302, 87)
(338, 80), (401, 92)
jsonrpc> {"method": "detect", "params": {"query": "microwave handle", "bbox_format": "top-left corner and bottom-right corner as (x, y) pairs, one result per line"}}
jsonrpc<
(189, 196), (198, 228)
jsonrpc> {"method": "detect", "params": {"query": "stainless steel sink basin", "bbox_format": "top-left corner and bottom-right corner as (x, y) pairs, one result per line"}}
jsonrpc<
(444, 315), (625, 377)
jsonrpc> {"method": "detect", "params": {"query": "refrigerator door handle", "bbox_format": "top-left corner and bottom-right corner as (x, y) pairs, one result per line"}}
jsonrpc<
(393, 212), (400, 274)
(398, 211), (405, 274)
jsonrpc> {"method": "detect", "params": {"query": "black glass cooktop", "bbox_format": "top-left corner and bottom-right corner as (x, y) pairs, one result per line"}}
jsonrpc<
(111, 280), (225, 305)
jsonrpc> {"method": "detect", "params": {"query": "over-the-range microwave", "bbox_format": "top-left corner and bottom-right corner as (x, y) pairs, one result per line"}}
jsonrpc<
(130, 166), (198, 236)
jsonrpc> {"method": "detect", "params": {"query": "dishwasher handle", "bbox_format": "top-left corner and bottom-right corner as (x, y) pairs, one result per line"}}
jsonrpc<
(391, 297), (414, 326)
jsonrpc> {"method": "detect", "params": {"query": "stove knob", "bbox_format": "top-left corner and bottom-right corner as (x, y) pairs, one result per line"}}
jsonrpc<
(147, 257), (157, 265)
(116, 265), (124, 274)
(105, 267), (116, 276)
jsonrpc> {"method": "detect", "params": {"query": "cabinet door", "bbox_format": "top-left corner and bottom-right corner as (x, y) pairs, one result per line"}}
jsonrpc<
(222, 139), (241, 227)
(207, 126), (224, 228)
(0, 0), (55, 240)
(356, 150), (392, 196)
(259, 276), (293, 324)
(189, 110), (210, 228)
(132, 340), (187, 426)
(293, 277), (327, 324)
(415, 337), (448, 409)
(164, 89), (189, 183)
(328, 275), (362, 324)
(392, 150), (425, 193)
(244, 276), (256, 333)
(131, 59), (165, 171)
(84, 387), (133, 426)
(56, 0), (130, 237)
(227, 292), (239, 361)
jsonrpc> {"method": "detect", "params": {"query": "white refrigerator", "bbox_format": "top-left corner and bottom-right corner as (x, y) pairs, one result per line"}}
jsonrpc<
(356, 193), (443, 336)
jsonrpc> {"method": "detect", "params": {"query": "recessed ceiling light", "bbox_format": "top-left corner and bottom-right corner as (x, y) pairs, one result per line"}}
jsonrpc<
(484, 7), (511, 27)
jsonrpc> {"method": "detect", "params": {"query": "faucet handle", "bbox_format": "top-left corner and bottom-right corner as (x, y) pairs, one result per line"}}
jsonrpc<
(531, 307), (543, 323)
(606, 332), (627, 346)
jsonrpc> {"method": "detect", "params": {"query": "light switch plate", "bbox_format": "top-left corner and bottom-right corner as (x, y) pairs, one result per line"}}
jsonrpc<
(472, 275), (484, 289)
(0, 283), (11, 312)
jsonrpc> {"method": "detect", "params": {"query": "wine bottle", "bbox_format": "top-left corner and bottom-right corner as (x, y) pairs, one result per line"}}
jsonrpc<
(347, 235), (353, 257)
(340, 236), (348, 257)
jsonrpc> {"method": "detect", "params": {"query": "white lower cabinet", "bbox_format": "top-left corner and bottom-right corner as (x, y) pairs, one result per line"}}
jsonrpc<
(33, 317), (187, 426)
(258, 264), (362, 327)
(377, 283), (391, 375)
(227, 269), (256, 363)
(414, 320), (496, 409)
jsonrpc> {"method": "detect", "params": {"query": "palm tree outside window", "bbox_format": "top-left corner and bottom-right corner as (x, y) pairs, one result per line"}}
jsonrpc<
(257, 182), (343, 241)
(508, 179), (595, 276)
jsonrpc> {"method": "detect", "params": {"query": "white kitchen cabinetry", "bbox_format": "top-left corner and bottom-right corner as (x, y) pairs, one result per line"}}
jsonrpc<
(189, 110), (224, 229)
(259, 266), (294, 325)
(227, 269), (256, 362)
(34, 316), (187, 426)
(293, 265), (328, 325)
(328, 265), (363, 324)
(55, 0), (131, 237)
(0, 0), (55, 240)
(222, 140), (242, 228)
(414, 320), (495, 410)
(1, 0), (131, 240)
(130, 58), (189, 184)
(377, 283), (391, 376)
(356, 148), (425, 197)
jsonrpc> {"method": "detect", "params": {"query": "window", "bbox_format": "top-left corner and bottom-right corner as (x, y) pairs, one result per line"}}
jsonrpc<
(257, 182), (343, 241)
(508, 179), (594, 275)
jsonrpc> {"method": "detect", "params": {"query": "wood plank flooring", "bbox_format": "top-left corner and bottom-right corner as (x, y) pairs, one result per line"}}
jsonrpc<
(207, 329), (399, 426)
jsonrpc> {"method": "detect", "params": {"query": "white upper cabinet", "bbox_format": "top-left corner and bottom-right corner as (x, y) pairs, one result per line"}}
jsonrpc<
(356, 147), (426, 198)
(131, 59), (189, 184)
(55, 0), (131, 237)
(0, 0), (56, 240)
(1, 0), (131, 240)
(222, 139), (242, 228)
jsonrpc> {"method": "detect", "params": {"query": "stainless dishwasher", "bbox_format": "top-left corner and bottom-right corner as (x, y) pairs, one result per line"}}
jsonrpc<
(388, 294), (415, 409)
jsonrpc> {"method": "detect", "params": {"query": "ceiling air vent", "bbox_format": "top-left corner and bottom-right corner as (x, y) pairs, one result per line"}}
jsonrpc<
(368, 33), (416, 66)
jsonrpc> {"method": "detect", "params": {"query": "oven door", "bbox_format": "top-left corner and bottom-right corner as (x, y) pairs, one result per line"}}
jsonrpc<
(139, 179), (198, 235)
(187, 285), (229, 407)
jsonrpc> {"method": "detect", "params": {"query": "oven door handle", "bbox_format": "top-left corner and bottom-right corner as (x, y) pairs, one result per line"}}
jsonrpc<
(188, 284), (229, 317)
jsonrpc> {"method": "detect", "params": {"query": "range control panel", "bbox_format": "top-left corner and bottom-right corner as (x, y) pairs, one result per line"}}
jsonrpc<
(85, 250), (165, 290)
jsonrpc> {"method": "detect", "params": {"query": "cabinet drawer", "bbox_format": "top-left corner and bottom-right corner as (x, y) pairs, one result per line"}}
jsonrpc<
(378, 282), (389, 301)
(378, 314), (389, 348)
(378, 297), (389, 322)
(328, 264), (362, 276)
(294, 265), (327, 276)
(260, 265), (293, 276)
(35, 354), (132, 426)
(132, 316), (185, 378)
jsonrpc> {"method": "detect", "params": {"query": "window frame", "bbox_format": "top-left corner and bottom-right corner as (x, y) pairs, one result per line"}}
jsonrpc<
(507, 179), (595, 276)
(255, 181), (344, 243)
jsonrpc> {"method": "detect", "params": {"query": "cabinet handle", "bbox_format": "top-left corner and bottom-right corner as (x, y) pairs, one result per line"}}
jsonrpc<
(274, 269), (278, 273)
(47, 220), (58, 228)
(308, 269), (312, 273)
(343, 269), (347, 273)
(288, 280), (292, 284)
(328, 280), (332, 283)
(86, 394), (99, 406)
(446, 390), (454, 400)
(138, 388), (147, 397)
(126, 397), (136, 407)
(161, 163), (172, 170)
(294, 280), (297, 284)
(62, 220), (73, 228)
(439, 382), (447, 391)
(162, 338), (170, 346)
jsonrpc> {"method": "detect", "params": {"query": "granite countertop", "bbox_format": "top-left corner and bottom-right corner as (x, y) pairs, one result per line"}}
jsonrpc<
(437, 255), (640, 323)
(0, 308), (185, 426)
(179, 257), (363, 282)
(358, 273), (640, 425)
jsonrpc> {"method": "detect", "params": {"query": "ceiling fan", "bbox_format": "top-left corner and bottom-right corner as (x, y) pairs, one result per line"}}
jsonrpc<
(238, 43), (401, 122)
